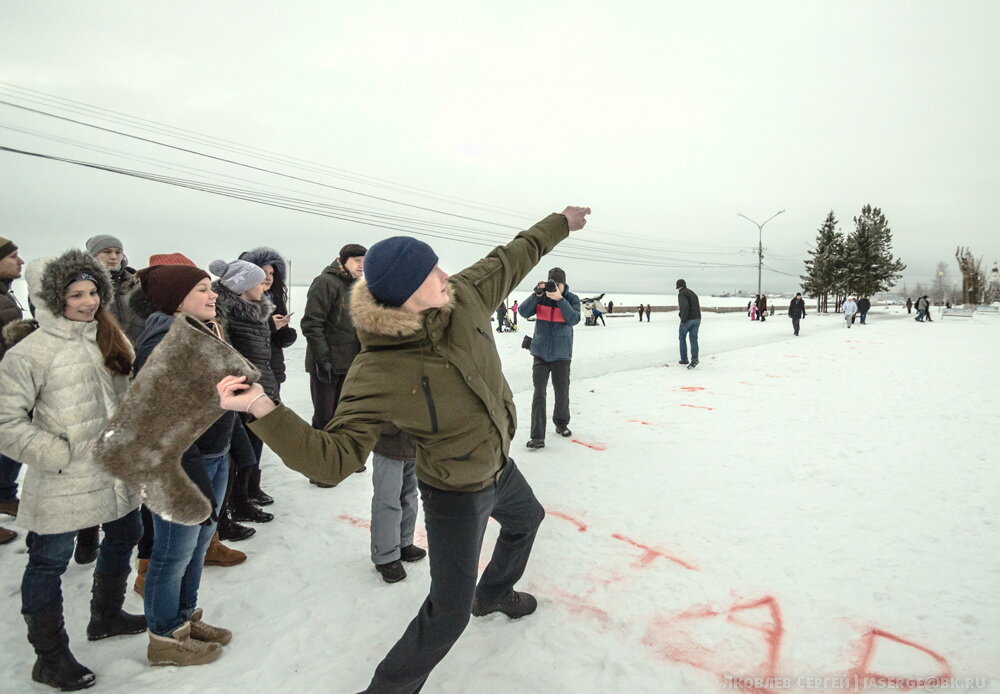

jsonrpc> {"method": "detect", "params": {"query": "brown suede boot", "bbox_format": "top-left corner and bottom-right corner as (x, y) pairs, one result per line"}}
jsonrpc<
(133, 559), (149, 597)
(0, 498), (18, 517)
(147, 622), (222, 666)
(189, 608), (232, 645)
(204, 533), (246, 567)
(0, 527), (16, 545)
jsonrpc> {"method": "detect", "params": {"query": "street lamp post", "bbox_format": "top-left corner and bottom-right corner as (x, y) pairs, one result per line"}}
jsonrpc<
(737, 209), (785, 298)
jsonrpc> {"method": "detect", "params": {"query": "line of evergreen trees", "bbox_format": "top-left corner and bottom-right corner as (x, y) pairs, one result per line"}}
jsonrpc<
(801, 205), (906, 312)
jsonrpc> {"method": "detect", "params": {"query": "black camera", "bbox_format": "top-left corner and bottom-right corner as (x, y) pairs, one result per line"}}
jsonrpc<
(535, 279), (557, 295)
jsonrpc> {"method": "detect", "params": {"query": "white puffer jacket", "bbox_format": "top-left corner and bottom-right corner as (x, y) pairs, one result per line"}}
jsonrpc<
(0, 259), (139, 534)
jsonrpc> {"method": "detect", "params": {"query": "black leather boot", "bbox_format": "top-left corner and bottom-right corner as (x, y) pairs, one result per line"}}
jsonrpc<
(229, 468), (273, 523)
(248, 466), (273, 506)
(86, 571), (146, 641)
(73, 527), (99, 565)
(24, 602), (96, 690)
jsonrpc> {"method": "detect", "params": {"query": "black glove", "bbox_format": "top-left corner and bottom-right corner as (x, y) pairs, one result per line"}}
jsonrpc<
(316, 360), (336, 384)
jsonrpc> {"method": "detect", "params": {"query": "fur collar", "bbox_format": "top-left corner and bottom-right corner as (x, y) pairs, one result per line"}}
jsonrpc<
(212, 282), (274, 324)
(350, 279), (454, 340)
(2, 319), (39, 348)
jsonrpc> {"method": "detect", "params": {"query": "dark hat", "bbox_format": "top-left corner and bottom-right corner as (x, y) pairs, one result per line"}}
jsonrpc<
(364, 237), (438, 307)
(137, 264), (211, 315)
(0, 236), (16, 259)
(676, 279), (687, 289)
(548, 267), (567, 285)
(149, 253), (196, 267)
(339, 243), (368, 266)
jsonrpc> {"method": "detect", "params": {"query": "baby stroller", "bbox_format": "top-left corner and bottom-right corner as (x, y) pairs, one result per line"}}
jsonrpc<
(496, 312), (518, 332)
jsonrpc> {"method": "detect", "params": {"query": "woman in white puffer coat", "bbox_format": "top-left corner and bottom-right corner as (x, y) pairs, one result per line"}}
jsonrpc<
(0, 249), (144, 692)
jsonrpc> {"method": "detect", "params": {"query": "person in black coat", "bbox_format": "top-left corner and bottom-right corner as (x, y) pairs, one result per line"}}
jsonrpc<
(210, 259), (277, 524)
(676, 280), (701, 366)
(787, 292), (806, 336)
(857, 296), (871, 324)
(238, 248), (297, 396)
(757, 294), (768, 322)
(905, 297), (913, 314)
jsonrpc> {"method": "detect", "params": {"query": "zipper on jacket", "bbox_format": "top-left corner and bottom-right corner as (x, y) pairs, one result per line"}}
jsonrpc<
(421, 376), (440, 433)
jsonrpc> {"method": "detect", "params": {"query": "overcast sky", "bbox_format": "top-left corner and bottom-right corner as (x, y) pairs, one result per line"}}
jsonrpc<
(1, 1), (997, 295)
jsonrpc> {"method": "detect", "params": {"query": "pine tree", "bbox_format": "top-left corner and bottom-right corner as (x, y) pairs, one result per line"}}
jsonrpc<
(845, 205), (906, 298)
(801, 211), (842, 312)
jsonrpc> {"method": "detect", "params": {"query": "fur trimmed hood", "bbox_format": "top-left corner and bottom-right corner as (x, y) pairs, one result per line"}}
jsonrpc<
(212, 282), (275, 324)
(349, 278), (453, 341)
(239, 247), (286, 281)
(31, 249), (113, 318)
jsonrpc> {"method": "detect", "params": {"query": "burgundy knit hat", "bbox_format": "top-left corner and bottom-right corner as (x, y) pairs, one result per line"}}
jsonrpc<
(149, 253), (197, 267)
(137, 264), (210, 315)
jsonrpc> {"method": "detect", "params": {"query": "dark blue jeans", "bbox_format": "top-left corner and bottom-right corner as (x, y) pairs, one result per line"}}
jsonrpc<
(0, 454), (22, 502)
(679, 318), (701, 362)
(364, 459), (544, 694)
(21, 508), (142, 615)
(144, 454), (228, 636)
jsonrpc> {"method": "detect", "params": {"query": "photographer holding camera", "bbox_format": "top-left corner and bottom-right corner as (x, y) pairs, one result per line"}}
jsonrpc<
(518, 267), (581, 449)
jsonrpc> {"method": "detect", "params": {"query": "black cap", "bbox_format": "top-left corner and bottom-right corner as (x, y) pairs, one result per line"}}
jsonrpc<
(548, 267), (566, 285)
(676, 279), (686, 289)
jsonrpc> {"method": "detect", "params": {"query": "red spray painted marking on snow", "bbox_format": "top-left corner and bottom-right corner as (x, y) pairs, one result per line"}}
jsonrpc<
(849, 628), (953, 691)
(641, 596), (784, 694)
(676, 386), (707, 392)
(627, 419), (656, 426)
(571, 439), (607, 451)
(546, 509), (588, 532)
(739, 381), (755, 386)
(610, 533), (698, 571)
(764, 375), (788, 379)
(337, 514), (371, 529)
(679, 404), (714, 411)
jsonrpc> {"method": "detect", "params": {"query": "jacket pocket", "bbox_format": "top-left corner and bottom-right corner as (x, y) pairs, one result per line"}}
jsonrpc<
(421, 376), (440, 434)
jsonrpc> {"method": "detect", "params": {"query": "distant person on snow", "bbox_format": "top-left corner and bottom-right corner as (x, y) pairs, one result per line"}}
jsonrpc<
(645, 304), (651, 322)
(788, 292), (806, 336)
(676, 279), (701, 367)
(369, 424), (426, 584)
(842, 296), (858, 328)
(923, 295), (933, 322)
(906, 297), (913, 314)
(757, 294), (768, 322)
(857, 296), (871, 324)
(520, 267), (581, 448)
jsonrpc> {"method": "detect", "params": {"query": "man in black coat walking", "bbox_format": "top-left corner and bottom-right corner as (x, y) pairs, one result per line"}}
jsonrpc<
(676, 280), (701, 367)
(857, 296), (871, 324)
(788, 292), (806, 336)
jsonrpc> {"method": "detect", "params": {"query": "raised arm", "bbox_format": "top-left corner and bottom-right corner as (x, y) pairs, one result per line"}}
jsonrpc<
(452, 207), (590, 316)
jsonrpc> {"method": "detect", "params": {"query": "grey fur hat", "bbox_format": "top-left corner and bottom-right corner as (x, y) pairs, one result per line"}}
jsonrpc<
(37, 249), (113, 316)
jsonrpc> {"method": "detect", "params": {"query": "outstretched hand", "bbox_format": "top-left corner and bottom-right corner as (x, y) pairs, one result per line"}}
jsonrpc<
(216, 376), (276, 418)
(561, 206), (591, 232)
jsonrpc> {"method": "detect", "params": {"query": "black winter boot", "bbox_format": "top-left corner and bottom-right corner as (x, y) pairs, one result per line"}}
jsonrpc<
(73, 527), (99, 565)
(24, 603), (96, 691)
(86, 571), (147, 641)
(229, 468), (273, 523)
(248, 466), (273, 506)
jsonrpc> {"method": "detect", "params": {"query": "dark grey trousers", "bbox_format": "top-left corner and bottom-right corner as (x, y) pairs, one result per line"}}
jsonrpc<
(363, 459), (544, 694)
(309, 372), (345, 430)
(530, 357), (571, 440)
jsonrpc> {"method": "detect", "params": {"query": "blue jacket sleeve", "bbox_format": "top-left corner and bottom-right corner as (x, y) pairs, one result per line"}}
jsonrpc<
(559, 294), (582, 326)
(518, 293), (540, 318)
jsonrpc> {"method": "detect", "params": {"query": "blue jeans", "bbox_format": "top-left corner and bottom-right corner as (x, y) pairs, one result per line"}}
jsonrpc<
(0, 454), (22, 502)
(915, 309), (926, 321)
(144, 454), (228, 636)
(21, 509), (142, 614)
(860, 311), (868, 324)
(679, 319), (701, 362)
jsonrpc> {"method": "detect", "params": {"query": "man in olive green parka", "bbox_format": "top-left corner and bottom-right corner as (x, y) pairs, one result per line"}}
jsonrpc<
(218, 206), (591, 693)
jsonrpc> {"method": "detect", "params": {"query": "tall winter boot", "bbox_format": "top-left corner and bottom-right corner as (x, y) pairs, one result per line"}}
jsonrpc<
(23, 602), (96, 690)
(134, 558), (149, 597)
(229, 467), (273, 524)
(86, 571), (147, 641)
(217, 465), (255, 541)
(248, 466), (273, 506)
(92, 314), (260, 525)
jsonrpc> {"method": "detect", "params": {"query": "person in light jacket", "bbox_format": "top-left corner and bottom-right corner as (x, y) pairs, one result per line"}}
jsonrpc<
(842, 296), (858, 328)
(0, 250), (143, 692)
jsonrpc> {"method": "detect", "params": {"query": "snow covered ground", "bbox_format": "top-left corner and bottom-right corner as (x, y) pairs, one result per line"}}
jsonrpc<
(1, 304), (998, 694)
